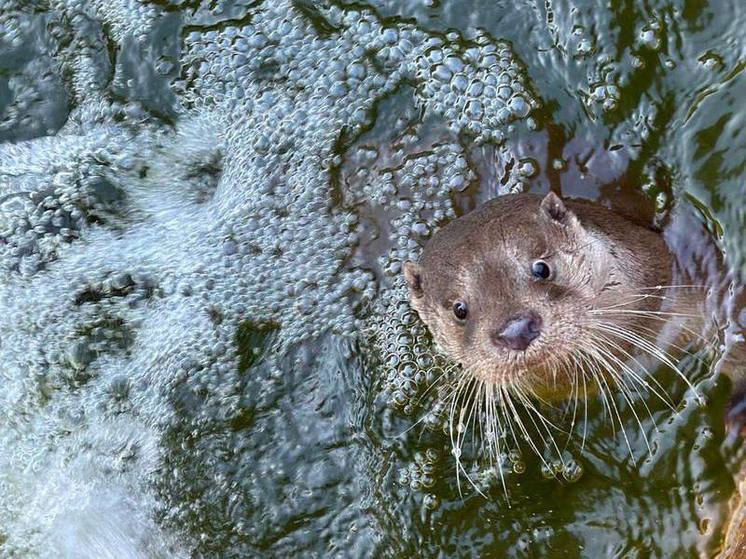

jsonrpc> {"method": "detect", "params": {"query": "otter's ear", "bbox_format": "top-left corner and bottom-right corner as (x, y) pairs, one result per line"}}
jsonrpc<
(539, 192), (583, 233)
(540, 191), (570, 222)
(402, 261), (423, 297)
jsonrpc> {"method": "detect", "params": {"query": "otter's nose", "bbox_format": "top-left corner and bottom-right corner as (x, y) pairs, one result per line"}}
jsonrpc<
(493, 313), (542, 351)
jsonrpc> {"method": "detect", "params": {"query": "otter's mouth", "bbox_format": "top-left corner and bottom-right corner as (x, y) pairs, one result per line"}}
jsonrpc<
(462, 333), (574, 387)
(474, 345), (558, 384)
(514, 350), (552, 371)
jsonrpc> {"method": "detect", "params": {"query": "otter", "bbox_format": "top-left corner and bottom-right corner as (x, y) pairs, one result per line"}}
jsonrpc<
(402, 191), (710, 402)
(402, 192), (746, 550)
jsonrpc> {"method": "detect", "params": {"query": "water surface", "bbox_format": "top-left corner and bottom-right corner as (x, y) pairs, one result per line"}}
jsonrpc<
(0, 0), (744, 557)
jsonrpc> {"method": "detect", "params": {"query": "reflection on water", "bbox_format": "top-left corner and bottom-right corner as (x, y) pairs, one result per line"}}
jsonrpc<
(0, 0), (743, 557)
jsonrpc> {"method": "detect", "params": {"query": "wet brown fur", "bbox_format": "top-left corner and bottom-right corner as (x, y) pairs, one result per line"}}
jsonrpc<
(403, 192), (683, 399)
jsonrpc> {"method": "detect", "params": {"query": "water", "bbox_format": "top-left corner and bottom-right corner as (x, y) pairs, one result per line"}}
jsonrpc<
(0, 0), (744, 557)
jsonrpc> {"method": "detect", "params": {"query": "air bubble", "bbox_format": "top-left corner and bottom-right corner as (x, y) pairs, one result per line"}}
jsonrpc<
(639, 28), (660, 49)
(509, 96), (530, 118)
(562, 460), (584, 483)
(423, 493), (439, 510)
(518, 159), (538, 177)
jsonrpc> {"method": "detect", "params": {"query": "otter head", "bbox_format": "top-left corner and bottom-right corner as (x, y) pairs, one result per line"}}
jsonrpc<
(403, 192), (633, 399)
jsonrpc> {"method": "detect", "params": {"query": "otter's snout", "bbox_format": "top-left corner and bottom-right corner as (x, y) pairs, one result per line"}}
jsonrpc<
(492, 312), (542, 351)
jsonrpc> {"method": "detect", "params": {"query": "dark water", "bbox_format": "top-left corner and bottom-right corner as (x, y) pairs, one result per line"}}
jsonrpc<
(0, 0), (744, 557)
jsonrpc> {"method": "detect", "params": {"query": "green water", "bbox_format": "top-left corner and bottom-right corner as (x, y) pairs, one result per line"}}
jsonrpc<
(0, 0), (744, 557)
(347, 1), (746, 555)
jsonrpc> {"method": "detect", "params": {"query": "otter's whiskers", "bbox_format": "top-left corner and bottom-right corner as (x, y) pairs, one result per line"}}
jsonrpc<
(431, 288), (714, 499)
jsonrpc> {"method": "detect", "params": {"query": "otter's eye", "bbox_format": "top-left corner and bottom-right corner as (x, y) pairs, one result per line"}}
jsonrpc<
(531, 260), (552, 280)
(452, 301), (468, 320)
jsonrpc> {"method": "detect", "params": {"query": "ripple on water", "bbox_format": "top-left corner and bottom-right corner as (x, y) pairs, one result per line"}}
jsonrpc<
(0, 0), (743, 557)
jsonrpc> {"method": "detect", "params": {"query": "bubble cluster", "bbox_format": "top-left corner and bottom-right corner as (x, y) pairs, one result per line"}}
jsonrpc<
(587, 81), (620, 112)
(0, 164), (130, 276)
(0, 6), (69, 142)
(540, 455), (584, 483)
(397, 448), (441, 508)
(75, 0), (158, 42)
(570, 26), (595, 58)
(413, 32), (537, 141)
(0, 0), (540, 556)
(346, 141), (478, 275)
(372, 287), (459, 419)
(470, 452), (526, 492)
